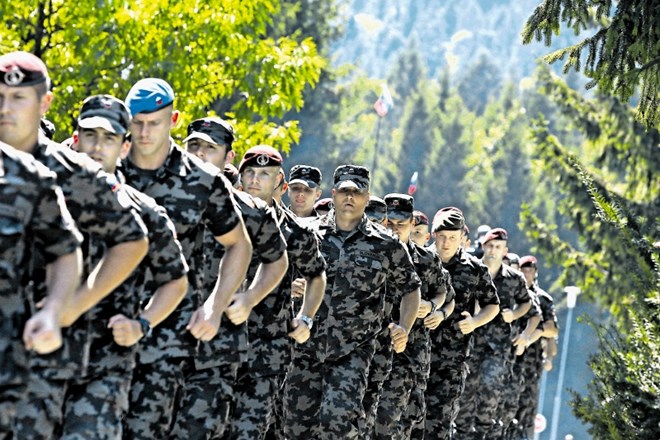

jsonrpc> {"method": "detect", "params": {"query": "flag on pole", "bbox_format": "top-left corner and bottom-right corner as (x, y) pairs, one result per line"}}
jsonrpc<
(407, 171), (418, 195)
(374, 84), (393, 117)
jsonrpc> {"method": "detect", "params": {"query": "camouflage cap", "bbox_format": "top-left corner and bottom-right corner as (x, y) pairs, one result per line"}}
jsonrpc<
(384, 193), (414, 220)
(432, 206), (465, 232)
(0, 51), (49, 87)
(183, 117), (235, 149)
(365, 195), (387, 222)
(125, 78), (174, 115)
(78, 95), (131, 135)
(289, 165), (322, 189)
(482, 227), (508, 244)
(333, 164), (370, 190)
(238, 145), (283, 172)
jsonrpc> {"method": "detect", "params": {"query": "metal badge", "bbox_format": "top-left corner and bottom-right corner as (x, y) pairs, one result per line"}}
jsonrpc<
(256, 153), (270, 166)
(4, 68), (25, 86)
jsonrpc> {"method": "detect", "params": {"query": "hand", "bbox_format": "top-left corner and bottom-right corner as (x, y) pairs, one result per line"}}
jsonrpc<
(424, 309), (445, 330)
(288, 318), (311, 344)
(458, 311), (477, 335)
(187, 302), (222, 341)
(543, 358), (553, 371)
(501, 308), (514, 323)
(107, 314), (143, 347)
(388, 323), (408, 353)
(224, 293), (253, 325)
(512, 334), (528, 356)
(291, 278), (306, 298)
(417, 300), (432, 318)
(23, 309), (63, 354)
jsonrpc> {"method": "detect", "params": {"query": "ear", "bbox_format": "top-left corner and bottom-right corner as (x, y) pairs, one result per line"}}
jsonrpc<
(71, 132), (79, 149)
(40, 91), (53, 116)
(315, 188), (322, 200)
(225, 150), (236, 165)
(119, 139), (131, 159)
(171, 110), (181, 127)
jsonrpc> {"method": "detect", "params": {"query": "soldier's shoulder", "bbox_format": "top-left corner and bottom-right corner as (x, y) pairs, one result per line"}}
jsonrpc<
(0, 141), (56, 181)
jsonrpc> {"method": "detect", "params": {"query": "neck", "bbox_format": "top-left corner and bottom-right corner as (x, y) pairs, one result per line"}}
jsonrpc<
(13, 132), (39, 155)
(129, 139), (171, 170)
(485, 260), (502, 277)
(335, 213), (362, 232)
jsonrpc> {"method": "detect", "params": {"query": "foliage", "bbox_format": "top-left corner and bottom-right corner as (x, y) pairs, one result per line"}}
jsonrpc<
(0, 0), (325, 156)
(522, 0), (660, 129)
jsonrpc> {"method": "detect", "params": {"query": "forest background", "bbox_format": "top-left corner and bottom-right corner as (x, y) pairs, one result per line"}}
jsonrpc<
(1, 1), (658, 439)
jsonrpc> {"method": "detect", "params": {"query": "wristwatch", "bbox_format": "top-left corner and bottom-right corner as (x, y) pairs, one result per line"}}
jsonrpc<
(298, 315), (313, 329)
(138, 316), (152, 338)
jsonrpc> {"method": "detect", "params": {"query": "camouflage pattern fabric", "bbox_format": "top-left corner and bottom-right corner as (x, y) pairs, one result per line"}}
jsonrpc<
(362, 326), (393, 438)
(424, 248), (499, 439)
(0, 142), (81, 437)
(229, 373), (284, 440)
(284, 212), (421, 439)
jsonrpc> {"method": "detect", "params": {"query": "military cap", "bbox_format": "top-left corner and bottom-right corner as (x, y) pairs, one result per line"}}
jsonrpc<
(482, 227), (508, 245)
(314, 197), (333, 215)
(223, 163), (240, 186)
(365, 196), (387, 222)
(476, 224), (491, 238)
(238, 145), (283, 172)
(78, 94), (131, 135)
(289, 165), (322, 189)
(432, 206), (465, 232)
(505, 252), (520, 265)
(519, 255), (538, 268)
(413, 210), (429, 227)
(0, 51), (49, 87)
(183, 117), (235, 149)
(333, 164), (370, 190)
(125, 78), (175, 115)
(384, 193), (414, 220)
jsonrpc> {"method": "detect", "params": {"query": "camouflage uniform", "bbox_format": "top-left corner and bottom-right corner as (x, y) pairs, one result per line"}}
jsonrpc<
(0, 142), (82, 438)
(511, 285), (557, 440)
(422, 248), (499, 440)
(171, 189), (286, 439)
(284, 212), (421, 440)
(454, 264), (535, 439)
(231, 202), (326, 440)
(14, 140), (149, 440)
(375, 241), (454, 440)
(119, 141), (243, 439)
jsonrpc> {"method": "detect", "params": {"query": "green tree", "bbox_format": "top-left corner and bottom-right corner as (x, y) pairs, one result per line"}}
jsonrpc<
(0, 0), (325, 156)
(523, 0), (660, 129)
(457, 53), (502, 115)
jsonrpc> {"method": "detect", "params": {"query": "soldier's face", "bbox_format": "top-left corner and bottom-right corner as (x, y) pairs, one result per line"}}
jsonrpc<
(288, 183), (321, 215)
(386, 217), (414, 242)
(241, 165), (282, 201)
(433, 229), (463, 263)
(411, 225), (430, 247)
(0, 84), (52, 153)
(521, 266), (537, 287)
(332, 187), (369, 221)
(76, 126), (129, 173)
(130, 106), (175, 158)
(483, 239), (508, 264)
(186, 138), (229, 168)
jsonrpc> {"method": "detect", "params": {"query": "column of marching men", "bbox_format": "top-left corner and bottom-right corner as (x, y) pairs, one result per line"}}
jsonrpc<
(0, 51), (560, 440)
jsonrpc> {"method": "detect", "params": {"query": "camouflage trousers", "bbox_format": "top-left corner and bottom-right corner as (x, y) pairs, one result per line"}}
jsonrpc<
(421, 361), (468, 440)
(400, 374), (427, 439)
(169, 362), (238, 440)
(374, 355), (415, 440)
(511, 357), (543, 440)
(0, 352), (26, 438)
(14, 368), (130, 440)
(228, 369), (284, 440)
(124, 356), (192, 439)
(284, 343), (374, 440)
(498, 351), (526, 437)
(363, 328), (393, 439)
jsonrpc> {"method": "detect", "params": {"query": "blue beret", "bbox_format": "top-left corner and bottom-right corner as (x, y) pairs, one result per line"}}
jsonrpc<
(125, 78), (174, 115)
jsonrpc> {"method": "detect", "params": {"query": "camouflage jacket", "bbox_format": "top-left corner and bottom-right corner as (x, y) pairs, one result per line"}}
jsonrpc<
(0, 142), (82, 371)
(196, 189), (287, 370)
(434, 248), (499, 359)
(310, 211), (421, 361)
(119, 141), (243, 363)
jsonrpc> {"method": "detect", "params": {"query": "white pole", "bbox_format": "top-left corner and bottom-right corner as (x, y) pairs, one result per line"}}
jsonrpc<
(534, 371), (548, 440)
(549, 286), (580, 440)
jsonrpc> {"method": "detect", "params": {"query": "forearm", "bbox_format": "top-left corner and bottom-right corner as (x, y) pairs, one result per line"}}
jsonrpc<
(521, 315), (541, 339)
(243, 254), (288, 308)
(207, 239), (252, 313)
(298, 273), (326, 318)
(441, 298), (455, 319)
(398, 288), (421, 333)
(511, 301), (531, 321)
(473, 303), (499, 328)
(141, 276), (188, 327)
(44, 250), (82, 316)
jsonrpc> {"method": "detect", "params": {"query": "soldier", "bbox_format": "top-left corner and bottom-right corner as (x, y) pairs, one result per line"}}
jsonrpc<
(314, 197), (333, 216)
(454, 228), (539, 439)
(510, 255), (558, 440)
(421, 207), (499, 439)
(68, 94), (190, 438)
(119, 78), (253, 438)
(365, 195), (387, 225)
(287, 164), (322, 218)
(375, 194), (455, 439)
(0, 51), (150, 439)
(171, 118), (289, 439)
(284, 165), (422, 439)
(231, 145), (327, 440)
(0, 141), (82, 438)
(467, 224), (490, 258)
(410, 210), (431, 247)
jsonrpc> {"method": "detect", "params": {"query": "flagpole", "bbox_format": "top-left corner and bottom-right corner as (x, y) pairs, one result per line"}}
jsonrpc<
(372, 116), (382, 181)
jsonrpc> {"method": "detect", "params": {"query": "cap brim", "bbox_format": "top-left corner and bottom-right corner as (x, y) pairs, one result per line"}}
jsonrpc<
(78, 116), (125, 135)
(182, 132), (219, 145)
(335, 180), (367, 190)
(387, 211), (413, 221)
(289, 178), (318, 189)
